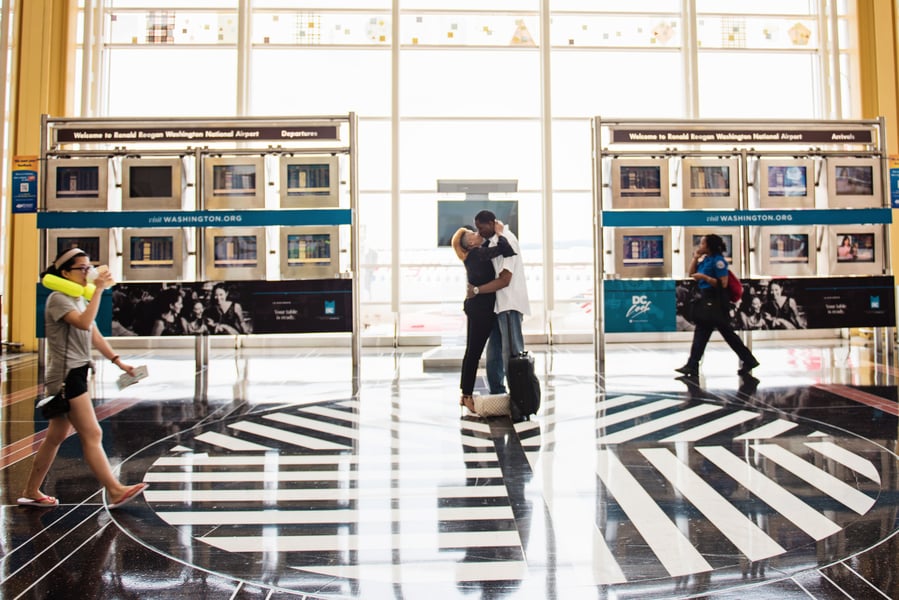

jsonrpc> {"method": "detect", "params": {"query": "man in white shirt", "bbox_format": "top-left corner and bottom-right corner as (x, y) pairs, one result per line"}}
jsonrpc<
(468, 210), (531, 393)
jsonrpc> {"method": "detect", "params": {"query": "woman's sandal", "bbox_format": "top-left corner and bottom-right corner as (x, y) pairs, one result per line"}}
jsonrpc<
(460, 394), (476, 415)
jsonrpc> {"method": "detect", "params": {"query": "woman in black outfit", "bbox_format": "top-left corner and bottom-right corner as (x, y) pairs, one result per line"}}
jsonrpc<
(451, 226), (516, 413)
(676, 234), (759, 377)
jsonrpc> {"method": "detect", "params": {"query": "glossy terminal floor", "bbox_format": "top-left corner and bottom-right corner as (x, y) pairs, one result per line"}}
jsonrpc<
(1, 336), (898, 599)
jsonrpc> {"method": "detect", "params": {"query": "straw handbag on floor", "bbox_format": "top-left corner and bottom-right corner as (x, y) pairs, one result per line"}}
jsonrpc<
(472, 393), (511, 417)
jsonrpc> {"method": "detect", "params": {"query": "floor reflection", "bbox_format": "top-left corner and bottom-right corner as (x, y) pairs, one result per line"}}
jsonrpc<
(1, 340), (897, 599)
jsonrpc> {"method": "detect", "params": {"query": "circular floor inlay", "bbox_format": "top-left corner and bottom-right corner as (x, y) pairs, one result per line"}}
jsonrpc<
(115, 393), (899, 597)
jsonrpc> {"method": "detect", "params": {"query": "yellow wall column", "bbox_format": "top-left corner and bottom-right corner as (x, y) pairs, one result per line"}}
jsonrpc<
(7, 0), (75, 351)
(857, 0), (899, 273)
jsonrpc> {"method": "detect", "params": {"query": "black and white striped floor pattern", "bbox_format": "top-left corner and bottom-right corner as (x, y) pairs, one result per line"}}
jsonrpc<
(113, 391), (895, 597)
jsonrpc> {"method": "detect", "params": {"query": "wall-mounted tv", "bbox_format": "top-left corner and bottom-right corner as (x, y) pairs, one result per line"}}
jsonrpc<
(758, 226), (817, 276)
(203, 156), (266, 209)
(610, 158), (669, 209)
(122, 157), (185, 210)
(47, 228), (113, 270)
(826, 157), (882, 209)
(613, 227), (672, 278)
(827, 225), (884, 276)
(681, 158), (739, 209)
(204, 227), (266, 280)
(757, 158), (815, 209)
(279, 226), (340, 279)
(279, 156), (339, 208)
(683, 227), (741, 275)
(45, 158), (110, 211)
(436, 200), (519, 246)
(122, 228), (185, 281)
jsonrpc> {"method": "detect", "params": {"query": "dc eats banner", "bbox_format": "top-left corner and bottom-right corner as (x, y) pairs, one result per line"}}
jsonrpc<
(607, 275), (893, 334)
(604, 279), (677, 333)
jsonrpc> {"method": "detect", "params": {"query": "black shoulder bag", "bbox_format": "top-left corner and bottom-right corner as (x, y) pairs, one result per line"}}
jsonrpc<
(36, 324), (71, 419)
(692, 281), (728, 326)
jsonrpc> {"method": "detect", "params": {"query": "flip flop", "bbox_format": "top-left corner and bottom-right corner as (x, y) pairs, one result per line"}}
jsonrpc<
(17, 495), (59, 508)
(108, 483), (148, 510)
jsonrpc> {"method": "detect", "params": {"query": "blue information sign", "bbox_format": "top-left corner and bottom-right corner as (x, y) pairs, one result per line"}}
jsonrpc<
(603, 208), (891, 228)
(37, 208), (352, 229)
(11, 156), (38, 213)
(890, 167), (899, 208)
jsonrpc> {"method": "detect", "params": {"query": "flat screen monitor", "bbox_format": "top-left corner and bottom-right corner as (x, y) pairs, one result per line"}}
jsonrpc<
(47, 228), (112, 269)
(683, 228), (741, 275)
(758, 226), (817, 276)
(758, 158), (815, 209)
(45, 158), (110, 210)
(122, 157), (184, 210)
(681, 158), (739, 209)
(279, 156), (339, 208)
(610, 158), (669, 209)
(826, 157), (882, 208)
(280, 226), (340, 279)
(204, 227), (266, 280)
(122, 228), (185, 280)
(436, 200), (519, 246)
(827, 225), (884, 275)
(204, 156), (266, 209)
(613, 228), (672, 278)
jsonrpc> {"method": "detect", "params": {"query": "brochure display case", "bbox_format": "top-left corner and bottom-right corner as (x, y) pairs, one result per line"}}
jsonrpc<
(122, 228), (185, 281)
(47, 228), (114, 267)
(757, 158), (816, 209)
(757, 226), (818, 277)
(204, 156), (266, 209)
(593, 116), (892, 379)
(279, 156), (339, 208)
(46, 158), (110, 211)
(826, 225), (884, 275)
(613, 228), (672, 278)
(681, 158), (739, 209)
(683, 227), (741, 272)
(826, 157), (881, 208)
(39, 114), (361, 388)
(280, 226), (340, 279)
(122, 157), (185, 211)
(205, 227), (267, 281)
(610, 158), (669, 209)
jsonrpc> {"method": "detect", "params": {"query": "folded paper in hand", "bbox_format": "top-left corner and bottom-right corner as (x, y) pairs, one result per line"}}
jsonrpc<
(117, 365), (148, 390)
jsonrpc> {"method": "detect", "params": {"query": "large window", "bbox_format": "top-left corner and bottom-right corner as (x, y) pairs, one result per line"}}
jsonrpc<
(79, 1), (857, 344)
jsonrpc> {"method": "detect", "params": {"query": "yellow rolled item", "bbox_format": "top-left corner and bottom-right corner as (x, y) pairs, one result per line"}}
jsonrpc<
(41, 273), (96, 300)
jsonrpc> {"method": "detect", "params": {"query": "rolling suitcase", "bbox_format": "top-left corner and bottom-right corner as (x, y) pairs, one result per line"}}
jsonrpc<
(507, 351), (540, 421)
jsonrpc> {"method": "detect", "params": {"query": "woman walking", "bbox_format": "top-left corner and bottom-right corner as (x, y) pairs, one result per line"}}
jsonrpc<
(18, 248), (148, 509)
(676, 234), (759, 378)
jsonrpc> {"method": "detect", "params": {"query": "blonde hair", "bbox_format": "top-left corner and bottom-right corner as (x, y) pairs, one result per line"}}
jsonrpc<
(450, 227), (472, 261)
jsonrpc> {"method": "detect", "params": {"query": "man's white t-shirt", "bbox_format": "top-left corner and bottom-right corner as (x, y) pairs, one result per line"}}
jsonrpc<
(488, 228), (530, 315)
